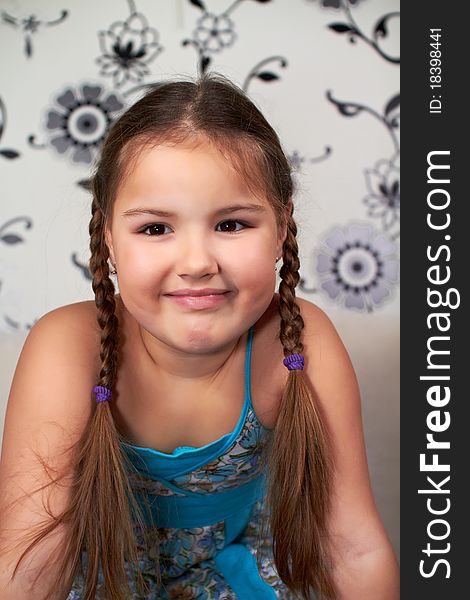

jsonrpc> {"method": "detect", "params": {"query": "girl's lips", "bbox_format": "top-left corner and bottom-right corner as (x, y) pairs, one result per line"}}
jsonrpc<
(165, 291), (232, 310)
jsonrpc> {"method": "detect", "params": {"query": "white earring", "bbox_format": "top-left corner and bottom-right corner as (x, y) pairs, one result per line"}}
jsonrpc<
(275, 256), (280, 272)
(108, 260), (117, 275)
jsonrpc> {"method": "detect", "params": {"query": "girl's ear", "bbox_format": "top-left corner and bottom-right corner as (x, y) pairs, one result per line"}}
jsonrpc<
(276, 199), (292, 257)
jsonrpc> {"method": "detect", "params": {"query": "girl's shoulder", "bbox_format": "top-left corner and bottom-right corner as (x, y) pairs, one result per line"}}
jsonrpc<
(265, 293), (335, 341)
(293, 295), (352, 379)
(296, 295), (339, 340)
(36, 298), (102, 363)
(6, 298), (106, 425)
(33, 296), (125, 360)
(2, 299), (105, 486)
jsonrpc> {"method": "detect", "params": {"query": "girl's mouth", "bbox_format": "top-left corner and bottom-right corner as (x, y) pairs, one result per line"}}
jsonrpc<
(165, 291), (232, 310)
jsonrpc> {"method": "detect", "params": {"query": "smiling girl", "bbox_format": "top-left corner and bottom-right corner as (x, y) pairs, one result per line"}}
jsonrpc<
(0, 72), (399, 599)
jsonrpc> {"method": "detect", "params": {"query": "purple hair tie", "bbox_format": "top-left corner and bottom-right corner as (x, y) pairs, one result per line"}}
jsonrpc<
(93, 385), (112, 403)
(283, 354), (304, 371)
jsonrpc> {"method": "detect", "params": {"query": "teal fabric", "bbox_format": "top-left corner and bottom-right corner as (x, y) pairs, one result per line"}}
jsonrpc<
(214, 544), (277, 599)
(135, 474), (267, 529)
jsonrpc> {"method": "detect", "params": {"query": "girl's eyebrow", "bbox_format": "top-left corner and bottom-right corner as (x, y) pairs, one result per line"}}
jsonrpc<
(122, 203), (267, 218)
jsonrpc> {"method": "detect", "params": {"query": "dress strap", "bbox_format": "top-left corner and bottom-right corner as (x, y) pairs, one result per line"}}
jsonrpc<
(245, 324), (254, 411)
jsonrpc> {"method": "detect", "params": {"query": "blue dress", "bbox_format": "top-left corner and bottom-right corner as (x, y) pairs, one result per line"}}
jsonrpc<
(67, 325), (295, 599)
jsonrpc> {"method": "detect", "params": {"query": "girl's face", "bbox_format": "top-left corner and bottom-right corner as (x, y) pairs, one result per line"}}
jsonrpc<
(105, 138), (287, 353)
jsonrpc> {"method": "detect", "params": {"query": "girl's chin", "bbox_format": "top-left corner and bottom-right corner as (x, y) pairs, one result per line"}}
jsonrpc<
(170, 322), (242, 353)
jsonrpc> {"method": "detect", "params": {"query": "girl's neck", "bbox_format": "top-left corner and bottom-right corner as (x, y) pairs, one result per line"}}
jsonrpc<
(137, 324), (244, 382)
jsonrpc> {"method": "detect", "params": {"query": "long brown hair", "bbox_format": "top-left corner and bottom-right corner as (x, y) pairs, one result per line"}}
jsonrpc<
(11, 72), (335, 599)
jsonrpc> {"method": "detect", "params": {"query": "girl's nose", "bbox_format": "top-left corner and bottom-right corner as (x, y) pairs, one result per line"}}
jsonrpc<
(175, 235), (219, 278)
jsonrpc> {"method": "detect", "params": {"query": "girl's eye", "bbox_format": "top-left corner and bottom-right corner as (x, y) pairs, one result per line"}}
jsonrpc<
(216, 220), (246, 233)
(139, 223), (172, 236)
(138, 220), (248, 236)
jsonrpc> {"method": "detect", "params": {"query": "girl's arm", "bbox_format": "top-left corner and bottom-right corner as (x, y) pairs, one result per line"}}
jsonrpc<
(298, 298), (399, 599)
(0, 304), (98, 599)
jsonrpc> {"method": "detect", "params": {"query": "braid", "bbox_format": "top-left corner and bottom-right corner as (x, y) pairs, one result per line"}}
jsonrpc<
(89, 197), (119, 388)
(59, 196), (150, 598)
(278, 209), (304, 355)
(266, 205), (336, 599)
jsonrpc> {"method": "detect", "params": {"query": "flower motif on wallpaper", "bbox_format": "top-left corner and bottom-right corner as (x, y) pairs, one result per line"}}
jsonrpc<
(44, 84), (124, 165)
(183, 0), (241, 74)
(315, 223), (399, 312)
(183, 10), (237, 75)
(364, 159), (400, 232)
(1, 9), (69, 57)
(97, 11), (163, 88)
(193, 13), (236, 53)
(327, 91), (400, 238)
(184, 0), (275, 75)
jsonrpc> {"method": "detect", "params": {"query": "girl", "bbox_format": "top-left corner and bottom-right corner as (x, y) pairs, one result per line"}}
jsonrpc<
(0, 72), (399, 599)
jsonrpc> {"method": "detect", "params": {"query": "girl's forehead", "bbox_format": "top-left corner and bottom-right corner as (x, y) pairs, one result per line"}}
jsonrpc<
(127, 138), (237, 172)
(118, 138), (264, 200)
(132, 139), (229, 166)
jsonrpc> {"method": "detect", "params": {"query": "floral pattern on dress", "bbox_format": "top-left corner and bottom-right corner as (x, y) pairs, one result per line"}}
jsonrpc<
(66, 404), (293, 598)
(235, 499), (296, 599)
(128, 471), (188, 497)
(163, 559), (236, 599)
(66, 505), (295, 600)
(171, 406), (270, 494)
(133, 520), (226, 580)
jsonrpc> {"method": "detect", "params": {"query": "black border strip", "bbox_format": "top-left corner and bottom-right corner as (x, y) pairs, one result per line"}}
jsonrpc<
(401, 4), (467, 598)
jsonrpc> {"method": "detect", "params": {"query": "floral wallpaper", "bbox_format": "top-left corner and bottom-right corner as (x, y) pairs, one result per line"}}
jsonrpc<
(0, 0), (400, 552)
(1, 0), (399, 328)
